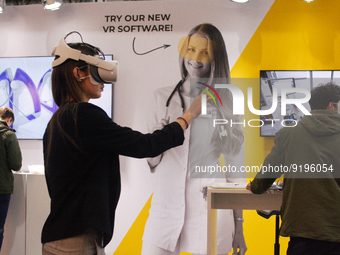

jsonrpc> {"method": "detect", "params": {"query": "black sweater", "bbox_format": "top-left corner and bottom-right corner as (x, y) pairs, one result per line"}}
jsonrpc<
(41, 102), (184, 246)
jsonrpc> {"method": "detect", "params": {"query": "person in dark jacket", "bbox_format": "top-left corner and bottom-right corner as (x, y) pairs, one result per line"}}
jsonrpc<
(247, 82), (340, 255)
(0, 106), (22, 251)
(41, 32), (206, 255)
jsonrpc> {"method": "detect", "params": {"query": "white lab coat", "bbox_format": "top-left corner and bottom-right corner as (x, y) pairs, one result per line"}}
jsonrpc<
(142, 85), (245, 254)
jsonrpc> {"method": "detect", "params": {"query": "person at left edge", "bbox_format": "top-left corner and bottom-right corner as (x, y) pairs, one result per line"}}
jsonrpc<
(41, 32), (206, 255)
(0, 106), (22, 252)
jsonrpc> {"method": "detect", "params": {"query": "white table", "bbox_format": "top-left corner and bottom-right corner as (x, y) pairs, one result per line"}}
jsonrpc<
(207, 187), (283, 255)
(2, 173), (50, 255)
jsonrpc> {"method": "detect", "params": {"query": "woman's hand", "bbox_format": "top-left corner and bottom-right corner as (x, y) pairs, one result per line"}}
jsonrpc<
(190, 92), (211, 120)
(232, 229), (247, 255)
(232, 212), (247, 254)
(175, 93), (211, 130)
(232, 210), (247, 255)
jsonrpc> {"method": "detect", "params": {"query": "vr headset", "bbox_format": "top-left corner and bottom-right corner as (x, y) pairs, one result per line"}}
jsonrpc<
(51, 33), (118, 83)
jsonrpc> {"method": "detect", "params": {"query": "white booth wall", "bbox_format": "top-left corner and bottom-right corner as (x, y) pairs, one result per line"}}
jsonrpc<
(0, 1), (275, 254)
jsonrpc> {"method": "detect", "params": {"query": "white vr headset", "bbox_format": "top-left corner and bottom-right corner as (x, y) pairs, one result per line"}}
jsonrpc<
(51, 35), (118, 83)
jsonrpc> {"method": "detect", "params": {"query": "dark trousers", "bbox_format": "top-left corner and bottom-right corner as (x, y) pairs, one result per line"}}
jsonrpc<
(0, 194), (10, 251)
(287, 237), (340, 255)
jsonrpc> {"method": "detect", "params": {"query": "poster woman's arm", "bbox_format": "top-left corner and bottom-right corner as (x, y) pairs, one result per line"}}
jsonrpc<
(232, 210), (247, 255)
(224, 144), (247, 254)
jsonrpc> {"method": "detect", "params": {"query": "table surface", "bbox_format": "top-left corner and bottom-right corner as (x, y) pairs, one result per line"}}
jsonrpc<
(208, 187), (283, 210)
(207, 187), (283, 255)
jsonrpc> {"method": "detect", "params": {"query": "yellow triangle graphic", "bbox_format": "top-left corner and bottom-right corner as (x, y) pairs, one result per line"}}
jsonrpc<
(231, 0), (340, 78)
(113, 195), (152, 255)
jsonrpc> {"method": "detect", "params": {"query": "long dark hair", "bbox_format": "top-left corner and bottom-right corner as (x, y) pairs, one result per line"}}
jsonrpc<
(179, 23), (243, 155)
(46, 42), (101, 162)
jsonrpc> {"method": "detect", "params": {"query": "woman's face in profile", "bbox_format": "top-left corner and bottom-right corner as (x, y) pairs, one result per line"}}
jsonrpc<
(183, 35), (212, 78)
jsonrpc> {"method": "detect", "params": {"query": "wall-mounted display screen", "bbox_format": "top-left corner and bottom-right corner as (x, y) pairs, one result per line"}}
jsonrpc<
(260, 70), (340, 137)
(0, 56), (113, 139)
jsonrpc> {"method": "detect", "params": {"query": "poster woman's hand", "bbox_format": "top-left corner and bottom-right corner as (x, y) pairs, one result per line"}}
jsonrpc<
(232, 209), (247, 255)
(232, 228), (247, 255)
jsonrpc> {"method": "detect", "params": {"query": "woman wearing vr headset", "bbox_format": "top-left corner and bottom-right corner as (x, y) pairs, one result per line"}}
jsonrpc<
(142, 24), (247, 255)
(41, 32), (206, 255)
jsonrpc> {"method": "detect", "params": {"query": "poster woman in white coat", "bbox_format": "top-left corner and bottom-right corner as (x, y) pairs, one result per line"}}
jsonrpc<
(142, 23), (247, 255)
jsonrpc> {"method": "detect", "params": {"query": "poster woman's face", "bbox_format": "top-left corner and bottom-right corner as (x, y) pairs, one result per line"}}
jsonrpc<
(182, 35), (212, 78)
